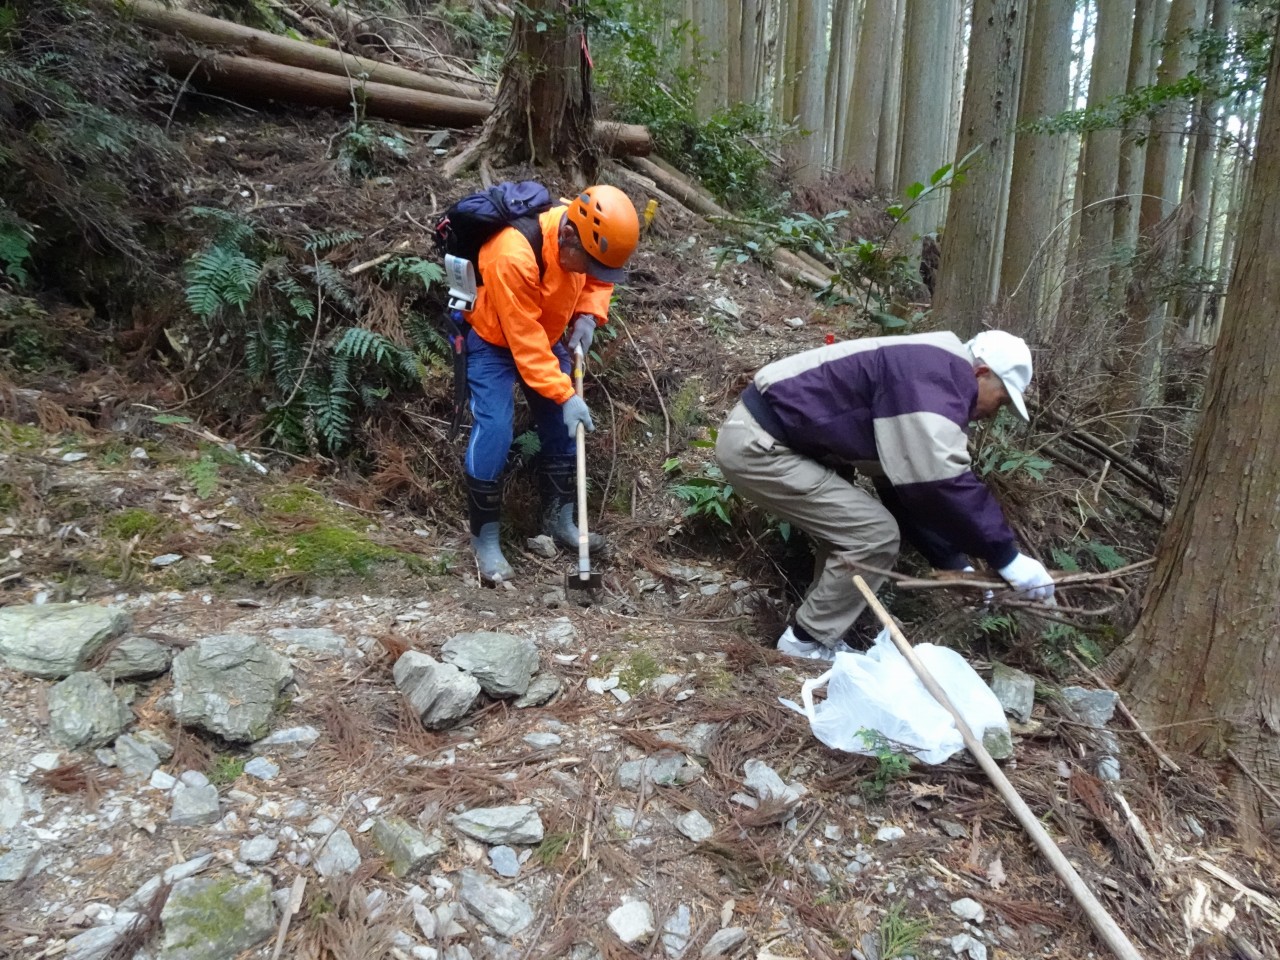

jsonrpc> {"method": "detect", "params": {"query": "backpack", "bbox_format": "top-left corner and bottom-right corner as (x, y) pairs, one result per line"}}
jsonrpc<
(432, 180), (553, 287)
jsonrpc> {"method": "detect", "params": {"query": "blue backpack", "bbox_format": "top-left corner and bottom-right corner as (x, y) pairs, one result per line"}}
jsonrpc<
(432, 181), (553, 283)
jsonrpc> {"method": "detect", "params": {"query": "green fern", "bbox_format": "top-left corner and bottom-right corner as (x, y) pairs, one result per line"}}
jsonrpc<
(185, 244), (262, 319)
(184, 453), (221, 499)
(380, 255), (445, 290)
(0, 217), (34, 285)
(305, 260), (359, 313)
(1082, 540), (1127, 571)
(304, 230), (363, 253)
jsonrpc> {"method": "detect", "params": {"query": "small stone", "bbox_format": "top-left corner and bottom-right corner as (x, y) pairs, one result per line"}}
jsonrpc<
(933, 818), (969, 839)
(315, 829), (361, 877)
(1, 777), (26, 831)
(514, 672), (561, 708)
(618, 752), (703, 790)
(251, 725), (320, 758)
(150, 769), (177, 791)
(950, 932), (988, 960)
(458, 868), (533, 937)
(114, 734), (162, 778)
(170, 782), (220, 826)
(610, 687), (632, 704)
(1097, 755), (1122, 781)
(450, 805), (544, 845)
(586, 676), (617, 695)
(875, 826), (905, 842)
(394, 651), (481, 729)
(1060, 686), (1119, 728)
(488, 845), (520, 878)
(662, 903), (692, 958)
(306, 815), (338, 835)
(160, 874), (276, 960)
(782, 316), (805, 328)
(606, 901), (654, 945)
(522, 732), (562, 749)
(30, 752), (61, 770)
(951, 898), (986, 923)
(98, 636), (172, 681)
(150, 554), (182, 567)
(0, 602), (130, 679)
(65, 925), (125, 960)
(268, 627), (348, 659)
(990, 663), (1035, 724)
(700, 926), (747, 957)
(440, 631), (539, 697)
(674, 810), (714, 843)
(0, 836), (41, 882)
(171, 634), (293, 742)
(47, 672), (132, 748)
(526, 535), (558, 559)
(371, 817), (444, 877)
(239, 836), (279, 864)
(808, 862), (832, 884)
(180, 770), (210, 788)
(243, 758), (279, 781)
(742, 759), (804, 808)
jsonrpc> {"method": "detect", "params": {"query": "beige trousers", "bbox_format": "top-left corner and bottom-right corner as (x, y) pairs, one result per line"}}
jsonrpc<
(715, 401), (900, 647)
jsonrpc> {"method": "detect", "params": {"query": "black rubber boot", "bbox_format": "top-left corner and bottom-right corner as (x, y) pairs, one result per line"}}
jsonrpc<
(539, 456), (605, 554)
(466, 476), (513, 583)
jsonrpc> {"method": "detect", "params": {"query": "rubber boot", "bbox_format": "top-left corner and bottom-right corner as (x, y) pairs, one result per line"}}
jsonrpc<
(539, 457), (605, 554)
(467, 476), (514, 583)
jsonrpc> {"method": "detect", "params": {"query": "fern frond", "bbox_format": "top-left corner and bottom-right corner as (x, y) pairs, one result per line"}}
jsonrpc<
(306, 260), (359, 313)
(185, 244), (261, 320)
(273, 275), (316, 320)
(304, 229), (363, 253)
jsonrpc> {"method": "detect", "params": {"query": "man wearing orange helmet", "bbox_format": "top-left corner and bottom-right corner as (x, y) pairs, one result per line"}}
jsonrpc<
(463, 184), (640, 582)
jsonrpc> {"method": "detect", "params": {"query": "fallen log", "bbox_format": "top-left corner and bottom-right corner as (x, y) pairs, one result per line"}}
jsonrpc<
(117, 0), (487, 100)
(159, 50), (651, 156)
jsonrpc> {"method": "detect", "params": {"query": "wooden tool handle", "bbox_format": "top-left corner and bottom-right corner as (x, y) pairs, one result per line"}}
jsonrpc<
(573, 346), (590, 581)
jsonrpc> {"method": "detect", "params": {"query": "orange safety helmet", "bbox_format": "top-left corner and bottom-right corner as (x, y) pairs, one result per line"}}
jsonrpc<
(565, 185), (640, 283)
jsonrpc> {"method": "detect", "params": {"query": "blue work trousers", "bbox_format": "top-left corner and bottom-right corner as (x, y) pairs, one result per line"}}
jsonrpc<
(464, 328), (573, 482)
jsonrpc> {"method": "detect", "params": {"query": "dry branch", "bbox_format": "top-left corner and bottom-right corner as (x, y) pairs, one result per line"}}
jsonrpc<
(118, 0), (484, 99)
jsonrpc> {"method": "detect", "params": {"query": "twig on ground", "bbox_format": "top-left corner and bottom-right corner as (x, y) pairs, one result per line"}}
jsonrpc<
(347, 239), (410, 275)
(269, 875), (306, 960)
(616, 316), (670, 456)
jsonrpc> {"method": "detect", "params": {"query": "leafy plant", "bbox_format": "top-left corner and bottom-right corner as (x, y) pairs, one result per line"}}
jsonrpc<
(664, 437), (736, 525)
(0, 207), (34, 285)
(1042, 622), (1104, 672)
(857, 730), (911, 800)
(208, 754), (245, 785)
(974, 410), (1053, 482)
(333, 121), (411, 180)
(877, 901), (931, 960)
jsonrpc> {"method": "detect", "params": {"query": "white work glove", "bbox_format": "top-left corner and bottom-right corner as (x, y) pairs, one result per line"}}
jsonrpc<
(566, 314), (598, 354)
(561, 395), (595, 437)
(998, 552), (1056, 604)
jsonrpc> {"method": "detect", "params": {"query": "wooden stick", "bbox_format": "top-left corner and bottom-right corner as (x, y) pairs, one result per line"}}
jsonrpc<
(851, 576), (1147, 960)
(850, 558), (1154, 592)
(616, 316), (670, 456)
(269, 875), (306, 960)
(1197, 860), (1280, 923)
(347, 240), (410, 276)
(1067, 652), (1182, 774)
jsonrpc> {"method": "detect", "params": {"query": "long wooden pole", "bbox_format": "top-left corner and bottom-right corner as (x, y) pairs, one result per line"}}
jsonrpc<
(851, 576), (1147, 960)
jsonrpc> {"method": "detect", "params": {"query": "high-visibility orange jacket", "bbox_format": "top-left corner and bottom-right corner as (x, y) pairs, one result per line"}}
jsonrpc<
(467, 205), (614, 404)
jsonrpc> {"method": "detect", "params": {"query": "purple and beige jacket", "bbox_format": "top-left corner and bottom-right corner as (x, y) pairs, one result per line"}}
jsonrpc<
(740, 331), (1019, 569)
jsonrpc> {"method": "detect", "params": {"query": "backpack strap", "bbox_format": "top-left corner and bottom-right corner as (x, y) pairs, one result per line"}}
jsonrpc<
(511, 215), (546, 280)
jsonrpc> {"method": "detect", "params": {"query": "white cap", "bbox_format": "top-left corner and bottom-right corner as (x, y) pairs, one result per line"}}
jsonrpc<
(965, 330), (1033, 421)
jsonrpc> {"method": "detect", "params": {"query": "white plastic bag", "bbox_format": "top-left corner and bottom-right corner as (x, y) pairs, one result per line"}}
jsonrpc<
(780, 628), (1010, 765)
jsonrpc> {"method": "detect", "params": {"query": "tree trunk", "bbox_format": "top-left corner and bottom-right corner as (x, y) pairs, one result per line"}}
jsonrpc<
(896, 0), (959, 237)
(933, 0), (1028, 337)
(1076, 0), (1136, 280)
(826, 0), (858, 168)
(1000, 0), (1074, 330)
(785, 0), (830, 184)
(875, 0), (905, 194)
(480, 0), (597, 179)
(740, 0), (763, 104)
(1111, 0), (1161, 301)
(1113, 14), (1280, 833)
(842, 0), (892, 177)
(694, 0), (729, 119)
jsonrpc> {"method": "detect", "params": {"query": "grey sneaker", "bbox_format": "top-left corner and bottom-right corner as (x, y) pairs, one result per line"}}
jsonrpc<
(775, 627), (856, 661)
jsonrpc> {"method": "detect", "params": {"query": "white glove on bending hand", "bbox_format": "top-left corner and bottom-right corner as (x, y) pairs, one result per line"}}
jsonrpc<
(566, 314), (597, 354)
(998, 552), (1056, 604)
(561, 395), (595, 437)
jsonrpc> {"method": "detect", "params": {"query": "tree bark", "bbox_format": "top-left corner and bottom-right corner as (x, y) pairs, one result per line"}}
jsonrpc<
(932, 0), (1028, 337)
(479, 0), (597, 179)
(740, 0), (764, 104)
(843, 0), (894, 178)
(1111, 0), (1161, 301)
(1113, 14), (1280, 832)
(115, 0), (487, 100)
(1076, 0), (1136, 279)
(785, 0), (830, 184)
(896, 0), (959, 238)
(874, 0), (905, 194)
(825, 0), (857, 167)
(1001, 0), (1074, 330)
(694, 0), (729, 119)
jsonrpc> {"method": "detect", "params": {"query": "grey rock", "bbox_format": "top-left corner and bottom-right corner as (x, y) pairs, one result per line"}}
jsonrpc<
(458, 868), (534, 937)
(607, 901), (654, 944)
(1060, 686), (1119, 728)
(47, 672), (131, 748)
(933, 818), (969, 839)
(122, 855), (215, 909)
(522, 731), (562, 749)
(618, 752), (703, 790)
(681, 722), (720, 759)
(982, 726), (1014, 761)
(701, 927), (747, 957)
(807, 862), (831, 884)
(394, 651), (481, 729)
(159, 873), (276, 960)
(526, 535), (558, 559)
(135, 728), (175, 760)
(875, 826), (905, 842)
(66, 925), (126, 960)
(251, 725), (319, 758)
(239, 835), (279, 864)
(514, 672), (561, 708)
(662, 903), (692, 959)
(488, 845), (520, 878)
(371, 817), (445, 877)
(98, 636), (172, 681)
(950, 933), (988, 960)
(0, 835), (41, 882)
(170, 782), (220, 826)
(268, 627), (347, 659)
(451, 805), (544, 845)
(951, 898), (985, 923)
(0, 777), (24, 831)
(180, 770), (210, 788)
(243, 758), (279, 781)
(440, 632), (539, 697)
(674, 810), (714, 843)
(316, 829), (361, 877)
(1097, 755), (1122, 781)
(742, 759), (803, 807)
(0, 603), (129, 678)
(990, 664), (1035, 724)
(114, 734), (162, 778)
(171, 635), (293, 742)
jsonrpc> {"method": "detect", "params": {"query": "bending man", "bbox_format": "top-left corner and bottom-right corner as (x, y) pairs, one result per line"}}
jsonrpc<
(715, 330), (1055, 660)
(464, 185), (640, 582)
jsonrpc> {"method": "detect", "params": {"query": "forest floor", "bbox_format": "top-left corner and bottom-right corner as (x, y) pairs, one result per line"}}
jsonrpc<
(2, 91), (1279, 960)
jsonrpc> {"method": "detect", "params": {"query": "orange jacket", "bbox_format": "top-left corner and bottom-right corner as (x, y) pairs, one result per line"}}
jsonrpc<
(467, 205), (614, 404)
